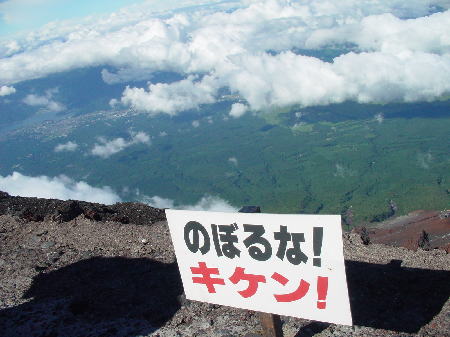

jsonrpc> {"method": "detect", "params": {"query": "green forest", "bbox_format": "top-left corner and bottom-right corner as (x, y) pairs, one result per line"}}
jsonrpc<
(1, 97), (449, 226)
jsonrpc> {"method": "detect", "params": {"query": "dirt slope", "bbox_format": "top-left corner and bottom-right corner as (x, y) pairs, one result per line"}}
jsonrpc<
(358, 210), (450, 252)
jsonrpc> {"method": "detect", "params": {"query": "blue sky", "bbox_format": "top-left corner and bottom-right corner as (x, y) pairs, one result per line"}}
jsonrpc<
(0, 0), (145, 36)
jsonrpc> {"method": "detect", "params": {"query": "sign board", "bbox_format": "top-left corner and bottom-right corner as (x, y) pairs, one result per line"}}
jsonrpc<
(166, 210), (352, 326)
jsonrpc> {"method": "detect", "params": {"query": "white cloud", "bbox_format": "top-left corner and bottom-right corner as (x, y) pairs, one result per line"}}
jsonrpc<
(1, 0), (450, 113)
(1, 40), (20, 57)
(0, 0), (82, 26)
(221, 50), (450, 109)
(109, 98), (119, 107)
(116, 2), (450, 113)
(55, 140), (78, 152)
(142, 195), (176, 209)
(0, 85), (15, 96)
(374, 113), (384, 124)
(92, 137), (128, 158)
(223, 52), (346, 109)
(229, 103), (248, 118)
(143, 194), (237, 212)
(192, 120), (200, 128)
(23, 94), (65, 112)
(0, 171), (121, 205)
(306, 11), (450, 54)
(91, 131), (150, 158)
(22, 88), (65, 112)
(120, 75), (219, 115)
(228, 157), (238, 166)
(184, 195), (237, 212)
(417, 152), (433, 169)
(101, 67), (156, 85)
(132, 131), (151, 143)
(334, 163), (356, 177)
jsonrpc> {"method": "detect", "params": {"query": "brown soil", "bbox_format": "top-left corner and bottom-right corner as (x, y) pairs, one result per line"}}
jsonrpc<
(354, 210), (450, 252)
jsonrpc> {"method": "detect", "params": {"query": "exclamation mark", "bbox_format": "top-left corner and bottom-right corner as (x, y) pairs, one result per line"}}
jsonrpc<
(313, 227), (323, 267)
(317, 276), (328, 309)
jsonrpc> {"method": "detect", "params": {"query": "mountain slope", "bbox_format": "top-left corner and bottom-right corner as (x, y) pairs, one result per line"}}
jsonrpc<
(0, 193), (449, 337)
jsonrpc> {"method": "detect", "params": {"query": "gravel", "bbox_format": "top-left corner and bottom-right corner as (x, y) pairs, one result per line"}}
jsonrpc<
(0, 196), (449, 337)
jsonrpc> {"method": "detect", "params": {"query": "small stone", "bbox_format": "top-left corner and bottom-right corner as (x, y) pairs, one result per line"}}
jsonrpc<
(141, 238), (149, 244)
(41, 241), (56, 249)
(352, 325), (363, 332)
(47, 251), (61, 263)
(35, 262), (49, 271)
(218, 329), (232, 335)
(198, 320), (212, 329)
(81, 251), (93, 259)
(56, 200), (84, 222)
(0, 259), (5, 267)
(36, 229), (48, 236)
(31, 235), (41, 243)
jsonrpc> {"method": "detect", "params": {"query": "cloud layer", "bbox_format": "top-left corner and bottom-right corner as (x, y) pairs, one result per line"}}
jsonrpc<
(91, 131), (150, 158)
(1, 0), (449, 114)
(143, 195), (237, 212)
(0, 171), (121, 204)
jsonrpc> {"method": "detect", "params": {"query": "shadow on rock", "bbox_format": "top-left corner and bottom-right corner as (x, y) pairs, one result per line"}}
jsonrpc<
(294, 322), (330, 337)
(346, 259), (450, 333)
(0, 257), (183, 337)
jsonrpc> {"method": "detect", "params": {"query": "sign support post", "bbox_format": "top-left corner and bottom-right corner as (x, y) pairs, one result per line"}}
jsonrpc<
(239, 206), (284, 337)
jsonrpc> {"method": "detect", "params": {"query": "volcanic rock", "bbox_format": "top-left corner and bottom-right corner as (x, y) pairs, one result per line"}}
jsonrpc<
(0, 194), (448, 337)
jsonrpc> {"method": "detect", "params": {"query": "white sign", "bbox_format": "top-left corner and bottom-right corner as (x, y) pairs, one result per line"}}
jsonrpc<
(166, 210), (352, 326)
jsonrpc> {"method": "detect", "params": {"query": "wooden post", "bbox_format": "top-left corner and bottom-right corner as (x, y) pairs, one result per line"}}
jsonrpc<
(239, 206), (284, 337)
(258, 312), (284, 337)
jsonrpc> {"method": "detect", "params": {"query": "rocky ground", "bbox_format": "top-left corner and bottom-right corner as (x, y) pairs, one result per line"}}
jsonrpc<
(0, 192), (449, 337)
